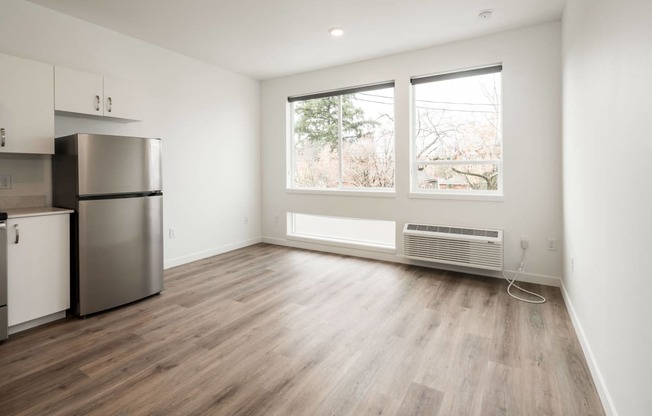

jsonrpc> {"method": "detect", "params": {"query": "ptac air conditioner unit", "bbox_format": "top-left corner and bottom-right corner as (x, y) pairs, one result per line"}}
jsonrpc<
(403, 223), (503, 271)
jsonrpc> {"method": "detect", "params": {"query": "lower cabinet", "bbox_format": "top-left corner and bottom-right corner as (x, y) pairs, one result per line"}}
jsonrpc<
(7, 214), (70, 327)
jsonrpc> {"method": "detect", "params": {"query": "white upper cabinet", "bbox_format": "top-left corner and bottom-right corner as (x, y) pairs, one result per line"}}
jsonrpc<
(0, 53), (55, 154)
(103, 76), (142, 120)
(54, 66), (104, 116)
(54, 66), (142, 121)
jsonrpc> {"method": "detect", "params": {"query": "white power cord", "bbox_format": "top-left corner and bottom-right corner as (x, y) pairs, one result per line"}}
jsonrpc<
(501, 247), (546, 304)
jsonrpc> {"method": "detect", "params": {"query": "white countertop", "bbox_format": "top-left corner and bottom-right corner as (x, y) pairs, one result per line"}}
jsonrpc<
(3, 207), (74, 219)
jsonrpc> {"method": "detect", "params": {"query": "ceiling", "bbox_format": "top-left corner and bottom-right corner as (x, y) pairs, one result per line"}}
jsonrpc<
(27, 0), (564, 80)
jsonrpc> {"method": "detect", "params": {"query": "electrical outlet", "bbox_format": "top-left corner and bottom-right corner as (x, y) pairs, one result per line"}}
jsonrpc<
(520, 235), (529, 249)
(0, 175), (11, 189)
(169, 228), (176, 239)
(244, 216), (249, 224)
(547, 238), (557, 251)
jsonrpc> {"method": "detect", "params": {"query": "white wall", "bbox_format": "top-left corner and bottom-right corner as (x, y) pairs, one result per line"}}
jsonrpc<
(562, 1), (652, 415)
(0, 0), (261, 267)
(261, 22), (563, 284)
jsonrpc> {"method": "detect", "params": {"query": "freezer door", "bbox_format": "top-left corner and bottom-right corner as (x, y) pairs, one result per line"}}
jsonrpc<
(77, 134), (161, 195)
(77, 195), (163, 316)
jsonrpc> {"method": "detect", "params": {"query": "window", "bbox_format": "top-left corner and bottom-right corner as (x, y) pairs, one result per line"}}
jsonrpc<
(287, 213), (395, 251)
(411, 65), (502, 194)
(289, 82), (395, 191)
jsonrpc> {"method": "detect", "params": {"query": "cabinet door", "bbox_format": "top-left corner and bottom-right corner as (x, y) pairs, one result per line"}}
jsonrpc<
(103, 76), (142, 120)
(54, 66), (104, 116)
(7, 215), (70, 326)
(0, 53), (55, 154)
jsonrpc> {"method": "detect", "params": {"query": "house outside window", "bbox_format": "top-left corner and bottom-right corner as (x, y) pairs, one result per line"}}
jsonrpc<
(288, 82), (395, 191)
(411, 65), (503, 195)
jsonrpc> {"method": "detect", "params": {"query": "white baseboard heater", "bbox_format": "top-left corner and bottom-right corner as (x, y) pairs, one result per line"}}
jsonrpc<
(403, 223), (503, 271)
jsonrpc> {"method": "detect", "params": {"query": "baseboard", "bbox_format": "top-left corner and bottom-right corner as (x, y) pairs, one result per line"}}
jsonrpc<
(9, 311), (66, 335)
(497, 269), (561, 287)
(164, 237), (263, 269)
(560, 281), (617, 416)
(262, 237), (561, 287)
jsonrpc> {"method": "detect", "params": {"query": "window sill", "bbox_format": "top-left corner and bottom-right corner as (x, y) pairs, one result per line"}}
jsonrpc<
(286, 233), (396, 254)
(409, 192), (504, 202)
(286, 188), (396, 198)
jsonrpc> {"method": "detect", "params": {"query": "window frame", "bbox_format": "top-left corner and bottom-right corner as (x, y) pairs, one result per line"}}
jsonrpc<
(287, 81), (396, 194)
(409, 65), (504, 199)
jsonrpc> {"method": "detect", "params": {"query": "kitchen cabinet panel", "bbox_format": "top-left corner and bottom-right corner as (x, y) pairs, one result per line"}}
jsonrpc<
(55, 66), (142, 121)
(7, 214), (70, 327)
(0, 53), (55, 154)
(103, 76), (142, 120)
(54, 66), (104, 116)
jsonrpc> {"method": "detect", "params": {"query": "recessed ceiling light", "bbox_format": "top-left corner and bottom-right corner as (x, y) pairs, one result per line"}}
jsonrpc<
(329, 27), (344, 37)
(479, 10), (493, 20)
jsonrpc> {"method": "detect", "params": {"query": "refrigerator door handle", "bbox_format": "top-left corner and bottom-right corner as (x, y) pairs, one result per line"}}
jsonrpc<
(14, 224), (19, 244)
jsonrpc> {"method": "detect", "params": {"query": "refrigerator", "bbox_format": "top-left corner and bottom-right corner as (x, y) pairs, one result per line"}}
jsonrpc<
(53, 134), (163, 317)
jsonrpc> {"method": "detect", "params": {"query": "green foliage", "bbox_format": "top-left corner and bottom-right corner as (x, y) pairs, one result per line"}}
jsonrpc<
(294, 95), (378, 149)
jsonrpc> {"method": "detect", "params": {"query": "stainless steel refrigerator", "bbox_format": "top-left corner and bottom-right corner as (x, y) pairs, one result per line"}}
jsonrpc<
(53, 134), (163, 317)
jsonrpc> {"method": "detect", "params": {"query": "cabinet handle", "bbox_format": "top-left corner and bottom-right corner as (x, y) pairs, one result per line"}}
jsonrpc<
(95, 95), (101, 111)
(107, 97), (112, 113)
(14, 224), (19, 244)
(1, 127), (5, 147)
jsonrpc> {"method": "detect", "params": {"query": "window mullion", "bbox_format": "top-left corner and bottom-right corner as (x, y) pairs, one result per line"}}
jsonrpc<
(338, 95), (343, 188)
(412, 108), (419, 192)
(290, 102), (296, 188)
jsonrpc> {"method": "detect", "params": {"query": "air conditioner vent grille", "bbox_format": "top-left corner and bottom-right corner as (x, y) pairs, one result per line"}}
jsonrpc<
(406, 223), (499, 238)
(403, 223), (503, 271)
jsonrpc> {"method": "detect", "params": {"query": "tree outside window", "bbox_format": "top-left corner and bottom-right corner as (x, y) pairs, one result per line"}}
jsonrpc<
(290, 84), (395, 190)
(412, 66), (502, 193)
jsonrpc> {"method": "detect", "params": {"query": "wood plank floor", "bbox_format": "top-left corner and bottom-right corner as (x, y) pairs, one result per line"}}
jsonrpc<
(0, 243), (605, 415)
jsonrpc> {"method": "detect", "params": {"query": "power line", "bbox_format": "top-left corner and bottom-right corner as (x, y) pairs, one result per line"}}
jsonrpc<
(352, 97), (498, 114)
(415, 98), (497, 107)
(358, 92), (497, 107)
(415, 106), (498, 114)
